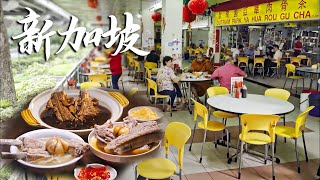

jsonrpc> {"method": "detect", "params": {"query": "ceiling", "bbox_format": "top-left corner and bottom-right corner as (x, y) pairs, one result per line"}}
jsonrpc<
(52, 0), (156, 24)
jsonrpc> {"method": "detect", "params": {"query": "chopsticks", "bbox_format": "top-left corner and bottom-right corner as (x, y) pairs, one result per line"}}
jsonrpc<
(0, 139), (25, 159)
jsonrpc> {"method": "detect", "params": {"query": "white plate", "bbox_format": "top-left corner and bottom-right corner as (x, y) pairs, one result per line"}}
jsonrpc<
(10, 129), (85, 169)
(128, 106), (163, 122)
(74, 163), (117, 180)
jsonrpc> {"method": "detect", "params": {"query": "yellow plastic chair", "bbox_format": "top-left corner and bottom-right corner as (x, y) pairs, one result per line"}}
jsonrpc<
(135, 122), (191, 180)
(270, 58), (281, 78)
(88, 74), (111, 88)
(237, 57), (249, 73)
(189, 98), (230, 163)
(237, 114), (280, 179)
(283, 64), (304, 94)
(297, 55), (311, 66)
(253, 57), (265, 77)
(80, 82), (101, 89)
(290, 57), (302, 67)
(127, 56), (135, 77)
(133, 60), (144, 84)
(144, 67), (152, 87)
(144, 62), (157, 69)
(145, 78), (172, 116)
(265, 88), (291, 142)
(207, 87), (237, 127)
(127, 87), (138, 98)
(275, 106), (314, 173)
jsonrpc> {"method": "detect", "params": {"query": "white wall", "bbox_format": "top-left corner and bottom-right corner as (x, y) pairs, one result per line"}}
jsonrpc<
(191, 29), (209, 46)
(221, 30), (229, 47)
(249, 30), (260, 46)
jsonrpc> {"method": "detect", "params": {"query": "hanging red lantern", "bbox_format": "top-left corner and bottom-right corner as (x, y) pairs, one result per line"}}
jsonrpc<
(188, 0), (208, 15)
(151, 12), (161, 22)
(183, 5), (196, 30)
(87, 0), (97, 9)
(96, 15), (102, 21)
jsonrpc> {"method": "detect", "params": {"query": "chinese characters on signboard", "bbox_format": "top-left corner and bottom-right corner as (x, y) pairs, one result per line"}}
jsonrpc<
(214, 0), (319, 26)
(12, 8), (149, 61)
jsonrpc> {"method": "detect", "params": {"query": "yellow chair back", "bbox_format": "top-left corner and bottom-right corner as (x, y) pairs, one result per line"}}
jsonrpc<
(94, 56), (106, 62)
(297, 55), (307, 59)
(145, 68), (152, 79)
(134, 60), (141, 72)
(144, 62), (157, 69)
(285, 64), (296, 77)
(237, 57), (249, 66)
(127, 56), (135, 67)
(290, 57), (301, 66)
(274, 58), (281, 67)
(264, 88), (290, 101)
(240, 114), (280, 142)
(207, 86), (229, 98)
(104, 49), (111, 55)
(164, 122), (191, 170)
(254, 57), (265, 66)
(191, 98), (209, 129)
(80, 82), (101, 89)
(127, 87), (138, 98)
(146, 78), (158, 96)
(295, 106), (315, 136)
(88, 74), (111, 87)
(311, 64), (318, 69)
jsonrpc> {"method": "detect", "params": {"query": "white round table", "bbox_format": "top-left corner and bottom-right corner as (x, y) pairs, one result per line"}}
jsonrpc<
(181, 73), (212, 113)
(207, 94), (294, 115)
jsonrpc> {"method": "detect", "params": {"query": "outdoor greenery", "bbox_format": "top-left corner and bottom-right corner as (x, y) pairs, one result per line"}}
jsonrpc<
(0, 47), (90, 121)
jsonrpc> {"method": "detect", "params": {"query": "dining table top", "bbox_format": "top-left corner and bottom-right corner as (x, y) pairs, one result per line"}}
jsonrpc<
(180, 73), (212, 82)
(207, 94), (295, 115)
(296, 67), (320, 74)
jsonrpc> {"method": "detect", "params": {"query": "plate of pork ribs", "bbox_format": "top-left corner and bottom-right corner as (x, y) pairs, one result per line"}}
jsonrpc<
(88, 116), (163, 163)
(0, 129), (89, 169)
(25, 88), (123, 135)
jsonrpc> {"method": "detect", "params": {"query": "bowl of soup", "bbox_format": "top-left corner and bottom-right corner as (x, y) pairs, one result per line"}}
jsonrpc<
(9, 129), (88, 169)
(27, 88), (123, 135)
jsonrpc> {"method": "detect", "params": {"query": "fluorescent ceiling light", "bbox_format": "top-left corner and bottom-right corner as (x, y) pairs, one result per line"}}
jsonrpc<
(149, 1), (162, 12)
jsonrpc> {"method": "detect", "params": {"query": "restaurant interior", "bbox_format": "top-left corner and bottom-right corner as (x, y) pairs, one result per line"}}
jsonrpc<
(0, 0), (319, 180)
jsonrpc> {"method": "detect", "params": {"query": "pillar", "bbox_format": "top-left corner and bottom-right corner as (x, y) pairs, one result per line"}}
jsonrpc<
(161, 0), (183, 68)
(142, 8), (155, 52)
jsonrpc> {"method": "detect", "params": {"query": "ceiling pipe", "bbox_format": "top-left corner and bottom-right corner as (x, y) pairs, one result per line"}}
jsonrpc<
(31, 0), (73, 20)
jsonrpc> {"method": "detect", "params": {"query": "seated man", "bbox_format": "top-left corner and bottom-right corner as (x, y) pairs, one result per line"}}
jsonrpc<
(211, 56), (247, 92)
(146, 50), (160, 65)
(264, 44), (282, 77)
(187, 53), (213, 103)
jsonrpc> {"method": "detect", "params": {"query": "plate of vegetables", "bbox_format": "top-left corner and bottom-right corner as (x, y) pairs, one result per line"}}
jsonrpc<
(74, 163), (117, 180)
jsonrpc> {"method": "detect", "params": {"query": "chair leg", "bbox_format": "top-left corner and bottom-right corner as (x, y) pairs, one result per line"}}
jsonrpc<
(290, 79), (294, 92)
(134, 165), (138, 180)
(226, 129), (230, 158)
(302, 78), (305, 91)
(264, 144), (268, 164)
(189, 122), (197, 151)
(283, 78), (288, 89)
(275, 135), (278, 153)
(214, 132), (218, 148)
(271, 143), (275, 180)
(302, 132), (308, 162)
(238, 140), (244, 179)
(296, 78), (298, 94)
(200, 129), (207, 163)
(283, 115), (286, 143)
(294, 138), (301, 173)
(179, 169), (182, 180)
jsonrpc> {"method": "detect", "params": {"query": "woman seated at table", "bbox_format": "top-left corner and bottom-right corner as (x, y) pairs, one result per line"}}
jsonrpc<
(186, 53), (213, 103)
(157, 56), (186, 111)
(211, 56), (247, 91)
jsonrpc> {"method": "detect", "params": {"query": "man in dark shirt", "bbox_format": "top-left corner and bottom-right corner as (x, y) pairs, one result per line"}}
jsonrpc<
(146, 50), (160, 65)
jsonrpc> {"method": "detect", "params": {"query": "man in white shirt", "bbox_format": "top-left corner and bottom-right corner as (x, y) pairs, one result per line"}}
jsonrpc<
(232, 45), (244, 64)
(265, 44), (282, 77)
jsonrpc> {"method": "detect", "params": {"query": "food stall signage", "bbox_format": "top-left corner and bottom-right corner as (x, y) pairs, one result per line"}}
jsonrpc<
(214, 0), (319, 26)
